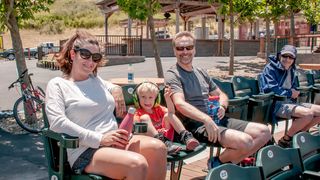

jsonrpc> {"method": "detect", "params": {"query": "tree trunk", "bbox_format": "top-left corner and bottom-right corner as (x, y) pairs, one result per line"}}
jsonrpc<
(265, 17), (271, 59)
(7, 3), (27, 81)
(228, 0), (234, 76)
(289, 11), (295, 45)
(147, 14), (164, 78)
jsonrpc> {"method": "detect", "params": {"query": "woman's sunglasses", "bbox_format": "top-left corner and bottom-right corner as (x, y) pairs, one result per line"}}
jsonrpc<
(175, 45), (194, 51)
(74, 47), (102, 63)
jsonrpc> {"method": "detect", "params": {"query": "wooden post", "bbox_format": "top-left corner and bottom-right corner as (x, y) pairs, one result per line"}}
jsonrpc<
(257, 36), (266, 59)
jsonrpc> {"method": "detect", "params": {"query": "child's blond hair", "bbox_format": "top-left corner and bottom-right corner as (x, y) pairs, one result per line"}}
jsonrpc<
(136, 82), (159, 97)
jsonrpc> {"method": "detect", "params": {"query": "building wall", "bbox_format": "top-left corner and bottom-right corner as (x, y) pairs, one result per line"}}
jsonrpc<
(141, 39), (268, 57)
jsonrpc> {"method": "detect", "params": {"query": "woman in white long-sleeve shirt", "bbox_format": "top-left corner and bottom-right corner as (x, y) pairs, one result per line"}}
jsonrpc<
(45, 30), (167, 180)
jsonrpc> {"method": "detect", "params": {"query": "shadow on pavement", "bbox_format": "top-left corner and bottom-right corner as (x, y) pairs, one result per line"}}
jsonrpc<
(0, 129), (48, 180)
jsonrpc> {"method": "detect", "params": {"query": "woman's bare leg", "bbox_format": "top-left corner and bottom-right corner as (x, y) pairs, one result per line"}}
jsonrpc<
(84, 135), (167, 180)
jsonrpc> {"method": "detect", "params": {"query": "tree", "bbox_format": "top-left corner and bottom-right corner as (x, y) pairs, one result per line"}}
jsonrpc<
(0, 0), (54, 78)
(210, 0), (258, 75)
(301, 0), (320, 28)
(254, 0), (286, 57)
(116, 0), (164, 78)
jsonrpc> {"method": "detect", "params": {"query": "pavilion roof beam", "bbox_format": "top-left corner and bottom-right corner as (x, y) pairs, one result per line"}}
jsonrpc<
(98, 5), (119, 14)
(181, 7), (216, 17)
(96, 0), (116, 6)
(161, 4), (177, 12)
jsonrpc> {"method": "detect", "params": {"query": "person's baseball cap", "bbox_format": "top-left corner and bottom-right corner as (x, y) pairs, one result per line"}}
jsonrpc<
(280, 45), (297, 58)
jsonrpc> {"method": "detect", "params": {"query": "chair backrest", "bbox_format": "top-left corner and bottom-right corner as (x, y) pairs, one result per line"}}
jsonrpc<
(295, 70), (312, 103)
(211, 77), (236, 99)
(292, 132), (320, 172)
(121, 84), (136, 107)
(231, 75), (274, 124)
(231, 76), (260, 97)
(256, 145), (304, 180)
(311, 70), (320, 86)
(212, 77), (249, 120)
(205, 163), (264, 180)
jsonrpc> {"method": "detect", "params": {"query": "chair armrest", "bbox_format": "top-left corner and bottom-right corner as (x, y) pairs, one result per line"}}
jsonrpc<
(248, 98), (264, 106)
(167, 143), (207, 162)
(273, 95), (287, 101)
(252, 92), (274, 100)
(297, 86), (312, 92)
(228, 96), (249, 105)
(303, 170), (320, 179)
(312, 86), (320, 93)
(42, 128), (79, 149)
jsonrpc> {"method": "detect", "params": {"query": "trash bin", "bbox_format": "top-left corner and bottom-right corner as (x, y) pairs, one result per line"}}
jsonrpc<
(37, 46), (43, 60)
(121, 44), (127, 56)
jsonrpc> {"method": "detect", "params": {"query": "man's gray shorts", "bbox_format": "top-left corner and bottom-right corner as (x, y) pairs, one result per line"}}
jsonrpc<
(276, 102), (312, 119)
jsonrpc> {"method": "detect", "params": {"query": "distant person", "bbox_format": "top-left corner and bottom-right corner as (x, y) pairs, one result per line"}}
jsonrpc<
(45, 29), (167, 180)
(134, 82), (200, 154)
(260, 44), (320, 148)
(165, 31), (271, 169)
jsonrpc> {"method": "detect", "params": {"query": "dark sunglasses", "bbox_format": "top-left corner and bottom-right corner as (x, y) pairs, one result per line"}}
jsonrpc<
(74, 47), (102, 63)
(281, 54), (294, 60)
(175, 45), (194, 51)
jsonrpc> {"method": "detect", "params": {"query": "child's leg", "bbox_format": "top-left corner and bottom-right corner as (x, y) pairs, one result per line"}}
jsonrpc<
(139, 114), (159, 137)
(140, 114), (182, 154)
(163, 113), (186, 134)
(163, 113), (200, 150)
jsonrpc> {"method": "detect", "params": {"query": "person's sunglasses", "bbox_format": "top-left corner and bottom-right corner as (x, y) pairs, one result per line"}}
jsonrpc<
(175, 45), (194, 51)
(281, 54), (294, 60)
(74, 47), (102, 63)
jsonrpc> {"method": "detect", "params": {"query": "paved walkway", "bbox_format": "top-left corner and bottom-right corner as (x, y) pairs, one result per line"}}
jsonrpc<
(0, 56), (261, 180)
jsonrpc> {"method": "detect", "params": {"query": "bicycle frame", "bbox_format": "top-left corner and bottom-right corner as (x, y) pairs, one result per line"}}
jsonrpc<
(9, 69), (45, 101)
(9, 69), (45, 133)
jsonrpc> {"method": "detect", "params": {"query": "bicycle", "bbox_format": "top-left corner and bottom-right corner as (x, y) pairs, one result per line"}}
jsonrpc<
(8, 69), (46, 133)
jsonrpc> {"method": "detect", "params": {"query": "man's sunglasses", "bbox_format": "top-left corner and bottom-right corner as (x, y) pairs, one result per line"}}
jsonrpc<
(175, 45), (194, 51)
(281, 54), (294, 60)
(74, 47), (102, 63)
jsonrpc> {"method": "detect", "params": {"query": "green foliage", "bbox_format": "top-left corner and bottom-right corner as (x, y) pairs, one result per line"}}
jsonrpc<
(301, 0), (320, 25)
(0, 0), (54, 31)
(117, 0), (161, 21)
(21, 0), (105, 34)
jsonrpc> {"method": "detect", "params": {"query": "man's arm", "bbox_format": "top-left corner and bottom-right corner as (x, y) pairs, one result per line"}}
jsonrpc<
(171, 91), (220, 143)
(209, 87), (228, 112)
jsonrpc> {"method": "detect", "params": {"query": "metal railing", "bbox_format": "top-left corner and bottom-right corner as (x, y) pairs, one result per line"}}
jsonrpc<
(273, 33), (320, 53)
(96, 35), (142, 56)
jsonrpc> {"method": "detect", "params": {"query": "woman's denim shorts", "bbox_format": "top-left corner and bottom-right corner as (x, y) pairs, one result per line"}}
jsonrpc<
(72, 148), (97, 174)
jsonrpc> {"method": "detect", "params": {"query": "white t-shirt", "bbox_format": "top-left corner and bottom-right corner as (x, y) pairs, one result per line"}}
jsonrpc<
(45, 75), (118, 166)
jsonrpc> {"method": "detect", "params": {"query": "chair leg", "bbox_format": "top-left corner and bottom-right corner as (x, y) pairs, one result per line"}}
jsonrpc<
(170, 160), (183, 180)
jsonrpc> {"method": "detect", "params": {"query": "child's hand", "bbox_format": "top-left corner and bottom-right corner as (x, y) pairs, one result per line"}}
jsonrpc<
(164, 85), (173, 99)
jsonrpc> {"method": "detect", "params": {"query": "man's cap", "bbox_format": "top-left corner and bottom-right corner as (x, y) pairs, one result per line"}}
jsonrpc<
(280, 45), (297, 58)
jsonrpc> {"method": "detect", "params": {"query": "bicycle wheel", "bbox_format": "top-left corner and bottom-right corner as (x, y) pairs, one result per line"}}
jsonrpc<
(13, 96), (44, 133)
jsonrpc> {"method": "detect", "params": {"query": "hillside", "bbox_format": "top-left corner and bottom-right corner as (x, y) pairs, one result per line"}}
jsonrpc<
(2, 0), (126, 49)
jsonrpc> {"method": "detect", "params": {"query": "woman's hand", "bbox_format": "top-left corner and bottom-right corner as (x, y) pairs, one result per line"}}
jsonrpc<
(112, 86), (126, 118)
(100, 129), (129, 148)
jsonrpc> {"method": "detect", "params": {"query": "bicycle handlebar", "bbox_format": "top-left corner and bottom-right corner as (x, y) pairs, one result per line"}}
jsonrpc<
(8, 69), (28, 89)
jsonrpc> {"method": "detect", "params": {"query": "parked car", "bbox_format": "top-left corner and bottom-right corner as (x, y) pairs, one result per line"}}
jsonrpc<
(155, 30), (170, 39)
(39, 42), (58, 55)
(0, 48), (38, 60)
